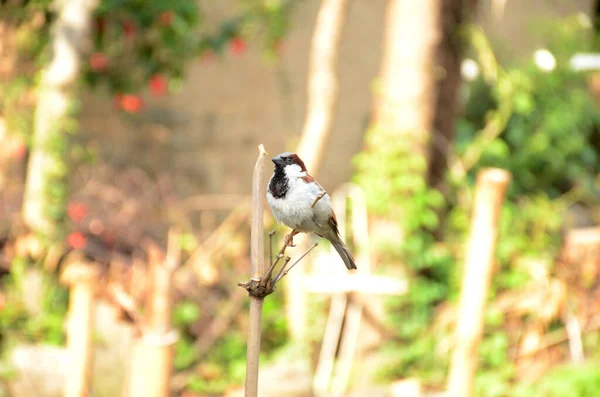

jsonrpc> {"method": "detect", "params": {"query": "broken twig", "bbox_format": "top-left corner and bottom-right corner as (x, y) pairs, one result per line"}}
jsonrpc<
(238, 231), (318, 298)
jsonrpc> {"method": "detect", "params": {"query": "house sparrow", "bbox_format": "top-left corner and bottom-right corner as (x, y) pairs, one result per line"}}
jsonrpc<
(266, 152), (357, 270)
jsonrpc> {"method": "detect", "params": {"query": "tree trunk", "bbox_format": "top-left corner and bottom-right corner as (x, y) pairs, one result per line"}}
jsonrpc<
(295, 0), (350, 173)
(22, 0), (98, 235)
(286, 0), (350, 342)
(428, 0), (479, 188)
(373, 0), (441, 156)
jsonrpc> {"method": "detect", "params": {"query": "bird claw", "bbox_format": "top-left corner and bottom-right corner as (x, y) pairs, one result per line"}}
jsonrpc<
(284, 234), (296, 247)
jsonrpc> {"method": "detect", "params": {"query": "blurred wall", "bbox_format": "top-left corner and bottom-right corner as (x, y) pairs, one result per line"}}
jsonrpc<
(478, 0), (594, 63)
(78, 0), (594, 201)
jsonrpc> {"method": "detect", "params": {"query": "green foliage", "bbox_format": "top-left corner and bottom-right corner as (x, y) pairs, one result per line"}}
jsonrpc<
(0, 258), (69, 347)
(172, 289), (288, 394)
(173, 300), (201, 327)
(512, 363), (600, 397)
(355, 17), (600, 393)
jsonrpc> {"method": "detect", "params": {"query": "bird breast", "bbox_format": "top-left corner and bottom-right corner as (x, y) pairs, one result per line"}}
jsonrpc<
(267, 176), (331, 233)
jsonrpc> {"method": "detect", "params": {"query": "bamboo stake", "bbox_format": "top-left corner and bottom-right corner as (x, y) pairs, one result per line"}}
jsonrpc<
(288, 0), (351, 343)
(60, 259), (101, 397)
(447, 168), (511, 397)
(245, 144), (268, 397)
(128, 231), (181, 397)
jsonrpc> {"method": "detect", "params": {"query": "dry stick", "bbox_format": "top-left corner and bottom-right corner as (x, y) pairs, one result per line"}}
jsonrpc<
(244, 144), (268, 397)
(264, 231), (277, 279)
(240, 230), (303, 297)
(447, 168), (511, 397)
(60, 258), (101, 397)
(517, 314), (600, 358)
(107, 283), (144, 335)
(239, 146), (319, 397)
(128, 230), (181, 397)
(182, 200), (250, 270)
(262, 231), (288, 285)
(314, 293), (348, 397)
(347, 293), (398, 340)
(275, 242), (319, 284)
(329, 185), (369, 396)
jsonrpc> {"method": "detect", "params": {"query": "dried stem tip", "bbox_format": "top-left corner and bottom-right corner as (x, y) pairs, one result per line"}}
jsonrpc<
(60, 260), (101, 286)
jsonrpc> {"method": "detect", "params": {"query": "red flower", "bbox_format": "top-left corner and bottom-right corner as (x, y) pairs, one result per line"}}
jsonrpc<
(121, 94), (143, 113)
(67, 232), (87, 249)
(230, 37), (246, 56)
(89, 52), (108, 72)
(149, 75), (167, 96)
(121, 20), (136, 38)
(67, 201), (89, 223)
(159, 11), (174, 26)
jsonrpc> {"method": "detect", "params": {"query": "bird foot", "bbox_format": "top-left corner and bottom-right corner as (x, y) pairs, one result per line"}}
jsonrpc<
(284, 234), (295, 247)
(284, 232), (297, 247)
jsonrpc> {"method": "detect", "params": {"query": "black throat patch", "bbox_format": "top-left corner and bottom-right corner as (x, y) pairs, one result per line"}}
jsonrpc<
(268, 166), (289, 199)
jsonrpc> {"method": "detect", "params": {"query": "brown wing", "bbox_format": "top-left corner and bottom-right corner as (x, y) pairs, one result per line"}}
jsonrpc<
(300, 174), (315, 183)
(329, 210), (340, 236)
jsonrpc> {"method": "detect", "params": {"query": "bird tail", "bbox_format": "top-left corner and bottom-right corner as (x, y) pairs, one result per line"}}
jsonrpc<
(331, 238), (357, 270)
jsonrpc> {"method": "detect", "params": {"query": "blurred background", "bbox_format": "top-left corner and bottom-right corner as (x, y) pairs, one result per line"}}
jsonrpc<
(2, 0), (600, 396)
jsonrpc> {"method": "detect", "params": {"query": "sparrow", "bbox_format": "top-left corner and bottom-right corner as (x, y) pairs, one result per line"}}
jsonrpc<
(266, 152), (357, 270)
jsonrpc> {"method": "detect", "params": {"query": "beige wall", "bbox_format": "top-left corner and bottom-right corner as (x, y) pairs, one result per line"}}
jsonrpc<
(478, 0), (594, 63)
(79, 0), (595, 201)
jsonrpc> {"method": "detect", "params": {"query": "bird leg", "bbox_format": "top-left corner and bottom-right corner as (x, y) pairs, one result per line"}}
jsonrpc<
(239, 230), (317, 299)
(284, 229), (299, 247)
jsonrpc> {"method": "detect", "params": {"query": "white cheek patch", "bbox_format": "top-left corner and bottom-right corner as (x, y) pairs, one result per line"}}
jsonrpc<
(284, 164), (307, 178)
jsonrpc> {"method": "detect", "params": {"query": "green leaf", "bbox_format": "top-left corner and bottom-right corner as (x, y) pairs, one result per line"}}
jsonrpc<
(173, 301), (200, 326)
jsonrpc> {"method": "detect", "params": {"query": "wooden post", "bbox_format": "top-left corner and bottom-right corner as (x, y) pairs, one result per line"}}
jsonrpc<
(60, 259), (101, 397)
(128, 231), (180, 397)
(311, 183), (407, 397)
(244, 144), (268, 397)
(287, 0), (350, 342)
(447, 168), (511, 397)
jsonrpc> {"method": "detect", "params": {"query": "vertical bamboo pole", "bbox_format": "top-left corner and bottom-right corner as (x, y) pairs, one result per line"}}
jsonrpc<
(128, 232), (180, 397)
(287, 0), (350, 342)
(447, 168), (511, 397)
(61, 260), (101, 397)
(244, 144), (267, 397)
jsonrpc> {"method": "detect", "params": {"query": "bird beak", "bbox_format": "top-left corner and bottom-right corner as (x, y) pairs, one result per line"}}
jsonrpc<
(272, 157), (284, 165)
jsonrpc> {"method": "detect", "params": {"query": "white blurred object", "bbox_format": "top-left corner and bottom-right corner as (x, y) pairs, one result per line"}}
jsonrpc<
(9, 345), (67, 397)
(304, 274), (407, 294)
(461, 58), (480, 81)
(534, 49), (556, 72)
(570, 53), (600, 71)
